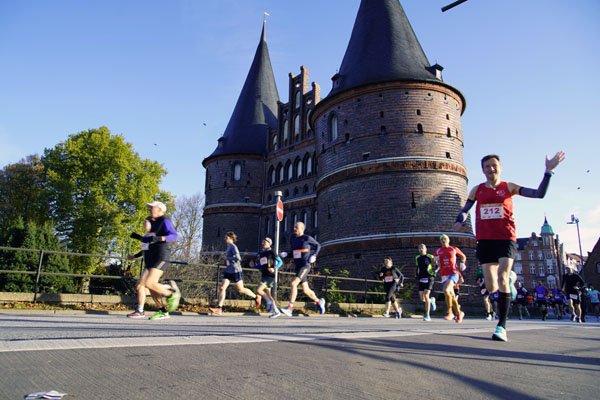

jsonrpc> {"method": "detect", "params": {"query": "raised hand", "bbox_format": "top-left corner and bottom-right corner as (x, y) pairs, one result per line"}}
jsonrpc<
(545, 151), (565, 172)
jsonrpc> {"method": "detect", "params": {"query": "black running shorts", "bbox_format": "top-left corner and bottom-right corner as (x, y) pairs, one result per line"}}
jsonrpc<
(476, 240), (517, 264)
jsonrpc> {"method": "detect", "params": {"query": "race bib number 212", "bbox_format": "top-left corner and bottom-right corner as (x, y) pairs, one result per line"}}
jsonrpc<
(481, 204), (503, 220)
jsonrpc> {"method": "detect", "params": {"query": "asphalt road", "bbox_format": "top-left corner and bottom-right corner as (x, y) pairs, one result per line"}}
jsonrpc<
(0, 311), (598, 400)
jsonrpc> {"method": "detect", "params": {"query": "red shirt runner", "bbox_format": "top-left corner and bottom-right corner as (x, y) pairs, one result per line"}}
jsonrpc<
(474, 181), (516, 241)
(434, 246), (465, 277)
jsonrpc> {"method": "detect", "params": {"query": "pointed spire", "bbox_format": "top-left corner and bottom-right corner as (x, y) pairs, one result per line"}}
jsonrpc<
(329, 0), (440, 96)
(205, 23), (279, 161)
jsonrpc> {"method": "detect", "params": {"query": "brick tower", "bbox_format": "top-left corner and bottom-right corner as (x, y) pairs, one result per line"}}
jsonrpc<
(202, 1), (476, 276)
(311, 0), (475, 273)
(202, 23), (279, 252)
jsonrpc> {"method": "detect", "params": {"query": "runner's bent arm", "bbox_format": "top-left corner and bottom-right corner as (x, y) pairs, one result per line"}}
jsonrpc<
(454, 186), (478, 230)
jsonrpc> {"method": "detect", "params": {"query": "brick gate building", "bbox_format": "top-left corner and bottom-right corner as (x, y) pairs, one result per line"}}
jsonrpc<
(202, 0), (476, 279)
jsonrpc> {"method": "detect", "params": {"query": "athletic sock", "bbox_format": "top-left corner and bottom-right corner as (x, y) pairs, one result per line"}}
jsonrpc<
(497, 292), (511, 329)
(288, 302), (294, 309)
(136, 305), (144, 313)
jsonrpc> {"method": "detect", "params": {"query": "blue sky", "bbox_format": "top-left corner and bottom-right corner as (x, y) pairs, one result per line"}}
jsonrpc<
(1, 0), (598, 255)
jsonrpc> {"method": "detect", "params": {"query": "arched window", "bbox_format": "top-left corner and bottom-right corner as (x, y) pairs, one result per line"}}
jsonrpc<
(303, 211), (308, 226)
(268, 166), (275, 186)
(266, 217), (271, 234)
(313, 210), (318, 228)
(297, 159), (303, 179)
(329, 114), (338, 141)
(293, 213), (298, 225)
(287, 161), (294, 181)
(294, 114), (300, 140)
(278, 164), (284, 183)
(306, 110), (312, 133)
(233, 163), (241, 181)
(283, 216), (288, 232)
(283, 120), (289, 144)
(271, 134), (278, 151)
(417, 123), (423, 134)
(305, 154), (312, 176)
(295, 91), (301, 108)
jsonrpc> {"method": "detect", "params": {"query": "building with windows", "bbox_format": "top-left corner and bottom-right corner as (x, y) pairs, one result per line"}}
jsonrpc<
(513, 218), (565, 289)
(202, 0), (475, 276)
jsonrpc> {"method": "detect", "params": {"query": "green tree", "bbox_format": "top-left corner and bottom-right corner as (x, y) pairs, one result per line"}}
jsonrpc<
(0, 219), (74, 293)
(0, 155), (47, 228)
(41, 127), (170, 272)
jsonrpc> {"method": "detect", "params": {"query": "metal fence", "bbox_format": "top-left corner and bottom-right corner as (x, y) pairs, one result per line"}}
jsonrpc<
(0, 246), (479, 305)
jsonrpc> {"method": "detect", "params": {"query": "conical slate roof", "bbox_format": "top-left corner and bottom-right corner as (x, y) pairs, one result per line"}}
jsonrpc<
(329, 0), (439, 96)
(205, 24), (279, 162)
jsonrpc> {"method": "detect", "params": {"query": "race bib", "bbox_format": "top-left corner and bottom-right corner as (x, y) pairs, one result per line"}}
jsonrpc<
(259, 257), (268, 266)
(536, 294), (545, 299)
(384, 276), (394, 283)
(570, 294), (579, 300)
(419, 278), (429, 283)
(517, 294), (523, 299)
(481, 204), (503, 220)
(293, 250), (302, 259)
(141, 243), (149, 251)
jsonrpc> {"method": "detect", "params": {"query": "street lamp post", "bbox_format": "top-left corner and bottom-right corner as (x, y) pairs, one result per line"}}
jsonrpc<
(567, 214), (585, 279)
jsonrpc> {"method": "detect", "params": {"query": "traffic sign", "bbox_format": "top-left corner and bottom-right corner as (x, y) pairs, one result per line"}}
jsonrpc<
(276, 199), (284, 221)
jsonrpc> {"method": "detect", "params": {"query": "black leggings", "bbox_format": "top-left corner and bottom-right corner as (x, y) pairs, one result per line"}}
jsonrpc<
(384, 282), (396, 303)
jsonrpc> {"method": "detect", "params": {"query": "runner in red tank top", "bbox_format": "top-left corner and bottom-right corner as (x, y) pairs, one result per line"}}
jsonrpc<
(453, 152), (565, 341)
(434, 235), (467, 323)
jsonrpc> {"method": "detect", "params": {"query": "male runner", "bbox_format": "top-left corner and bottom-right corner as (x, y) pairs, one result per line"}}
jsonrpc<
(415, 244), (438, 321)
(454, 152), (565, 341)
(534, 281), (550, 321)
(561, 265), (585, 323)
(379, 257), (404, 319)
(550, 288), (565, 320)
(514, 281), (530, 320)
(129, 201), (180, 320)
(279, 222), (325, 316)
(476, 268), (494, 320)
(434, 234), (466, 323)
(250, 237), (283, 318)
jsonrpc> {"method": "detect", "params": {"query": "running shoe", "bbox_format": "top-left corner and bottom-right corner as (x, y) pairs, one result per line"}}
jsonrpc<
(430, 297), (436, 312)
(485, 313), (493, 321)
(518, 316), (522, 320)
(280, 306), (293, 317)
(318, 298), (326, 314)
(395, 309), (402, 319)
(423, 315), (431, 322)
(255, 295), (262, 309)
(508, 271), (517, 301)
(166, 280), (181, 312)
(492, 326), (507, 341)
(382, 312), (390, 318)
(269, 310), (281, 319)
(570, 314), (576, 322)
(456, 311), (465, 323)
(209, 307), (223, 315)
(443, 313), (455, 320)
(149, 311), (169, 320)
(127, 311), (145, 318)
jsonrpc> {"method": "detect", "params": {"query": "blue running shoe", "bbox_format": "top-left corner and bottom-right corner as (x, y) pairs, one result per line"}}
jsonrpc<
(318, 298), (326, 314)
(492, 326), (507, 341)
